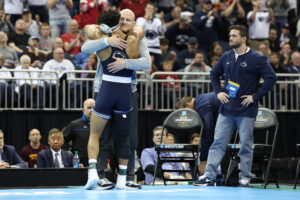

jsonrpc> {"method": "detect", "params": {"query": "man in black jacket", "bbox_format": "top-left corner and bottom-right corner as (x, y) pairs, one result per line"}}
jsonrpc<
(63, 98), (95, 167)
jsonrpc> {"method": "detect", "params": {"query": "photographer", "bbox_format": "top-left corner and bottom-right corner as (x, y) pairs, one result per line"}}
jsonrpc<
(182, 51), (211, 80)
(182, 51), (211, 95)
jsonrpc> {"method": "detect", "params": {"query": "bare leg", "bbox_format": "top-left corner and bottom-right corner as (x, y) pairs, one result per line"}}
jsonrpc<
(88, 113), (108, 160)
(85, 113), (108, 190)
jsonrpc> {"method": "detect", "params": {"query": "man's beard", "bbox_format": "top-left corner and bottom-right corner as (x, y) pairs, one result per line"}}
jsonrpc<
(229, 42), (242, 49)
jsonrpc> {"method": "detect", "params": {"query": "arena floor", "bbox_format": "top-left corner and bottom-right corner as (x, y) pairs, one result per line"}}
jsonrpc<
(0, 184), (299, 200)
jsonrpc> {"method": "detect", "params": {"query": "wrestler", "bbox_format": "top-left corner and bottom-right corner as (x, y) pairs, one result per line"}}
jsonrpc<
(84, 9), (144, 190)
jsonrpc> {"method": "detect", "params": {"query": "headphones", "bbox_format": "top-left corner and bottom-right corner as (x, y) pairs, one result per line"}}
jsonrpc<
(100, 23), (120, 35)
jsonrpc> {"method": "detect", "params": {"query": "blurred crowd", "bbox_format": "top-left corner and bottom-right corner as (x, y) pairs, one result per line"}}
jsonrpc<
(0, 0), (299, 109)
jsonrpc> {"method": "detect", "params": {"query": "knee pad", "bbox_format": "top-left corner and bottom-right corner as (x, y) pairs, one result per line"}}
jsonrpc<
(113, 112), (132, 159)
(112, 112), (132, 135)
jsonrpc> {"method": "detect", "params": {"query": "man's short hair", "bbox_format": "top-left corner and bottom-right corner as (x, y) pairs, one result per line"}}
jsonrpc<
(178, 96), (193, 109)
(153, 126), (163, 135)
(228, 25), (248, 39)
(48, 128), (62, 138)
(97, 9), (120, 27)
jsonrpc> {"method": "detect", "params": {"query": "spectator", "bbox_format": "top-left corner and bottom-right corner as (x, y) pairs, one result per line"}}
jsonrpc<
(279, 42), (292, 65)
(81, 54), (97, 78)
(210, 55), (220, 68)
(0, 53), (15, 107)
(46, 37), (74, 62)
(257, 42), (270, 60)
(247, 0), (274, 51)
(39, 23), (53, 56)
(8, 19), (30, 54)
(47, 0), (73, 39)
(0, 31), (19, 64)
(167, 133), (176, 144)
(220, 0), (246, 26)
(22, 36), (47, 69)
(137, 2), (166, 71)
(240, 0), (253, 17)
(37, 128), (73, 168)
(268, 0), (290, 36)
(28, 0), (49, 23)
(157, 55), (180, 108)
(79, 0), (108, 29)
(0, 129), (28, 168)
(141, 126), (186, 185)
(208, 41), (223, 65)
(182, 51), (211, 81)
(20, 129), (48, 168)
(14, 55), (44, 107)
(0, 8), (15, 35)
(177, 37), (199, 70)
(175, 0), (193, 12)
(192, 0), (221, 52)
(61, 20), (83, 57)
(22, 9), (40, 37)
(42, 47), (76, 107)
(269, 27), (280, 52)
(119, 0), (150, 19)
(157, 0), (176, 14)
(42, 47), (75, 83)
(63, 98), (95, 167)
(288, 51), (300, 108)
(165, 11), (197, 52)
(164, 6), (182, 28)
(4, 0), (24, 25)
(279, 24), (297, 50)
(269, 52), (289, 108)
(158, 56), (180, 91)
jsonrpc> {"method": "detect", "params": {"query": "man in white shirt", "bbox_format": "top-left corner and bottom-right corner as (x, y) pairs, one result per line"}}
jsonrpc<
(136, 2), (166, 69)
(247, 0), (274, 51)
(42, 47), (77, 107)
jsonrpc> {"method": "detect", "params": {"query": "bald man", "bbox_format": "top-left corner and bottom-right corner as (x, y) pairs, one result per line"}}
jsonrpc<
(20, 129), (48, 168)
(61, 20), (84, 56)
(63, 99), (95, 167)
(83, 9), (149, 190)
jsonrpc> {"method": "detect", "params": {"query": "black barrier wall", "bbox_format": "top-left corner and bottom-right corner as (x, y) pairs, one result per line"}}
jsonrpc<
(0, 111), (299, 158)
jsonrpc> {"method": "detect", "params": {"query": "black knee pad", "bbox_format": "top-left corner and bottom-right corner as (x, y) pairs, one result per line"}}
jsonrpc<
(113, 112), (132, 159)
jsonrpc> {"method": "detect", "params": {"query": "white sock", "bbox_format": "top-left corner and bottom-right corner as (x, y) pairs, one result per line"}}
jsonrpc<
(116, 165), (127, 188)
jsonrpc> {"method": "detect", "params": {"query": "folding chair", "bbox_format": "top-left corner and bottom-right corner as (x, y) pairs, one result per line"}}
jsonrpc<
(153, 108), (203, 185)
(294, 144), (300, 189)
(225, 108), (279, 188)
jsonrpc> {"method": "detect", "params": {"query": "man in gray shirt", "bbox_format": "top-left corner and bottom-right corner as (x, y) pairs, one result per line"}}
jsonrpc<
(47, 0), (73, 39)
(0, 31), (18, 64)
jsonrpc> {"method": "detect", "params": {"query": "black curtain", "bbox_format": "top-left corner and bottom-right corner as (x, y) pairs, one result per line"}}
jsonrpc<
(0, 110), (299, 158)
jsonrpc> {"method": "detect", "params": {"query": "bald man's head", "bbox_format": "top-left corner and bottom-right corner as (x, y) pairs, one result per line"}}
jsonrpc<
(120, 9), (136, 33)
(83, 98), (95, 121)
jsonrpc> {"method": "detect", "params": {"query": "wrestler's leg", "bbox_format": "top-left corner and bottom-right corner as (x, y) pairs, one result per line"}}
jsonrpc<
(85, 113), (109, 190)
(88, 113), (108, 160)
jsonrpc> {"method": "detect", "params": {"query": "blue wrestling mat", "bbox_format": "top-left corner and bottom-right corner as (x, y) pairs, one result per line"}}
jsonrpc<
(0, 185), (299, 200)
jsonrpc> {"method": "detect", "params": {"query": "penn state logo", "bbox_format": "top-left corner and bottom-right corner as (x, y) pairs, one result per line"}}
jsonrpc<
(112, 51), (127, 59)
(145, 30), (158, 40)
(240, 61), (247, 67)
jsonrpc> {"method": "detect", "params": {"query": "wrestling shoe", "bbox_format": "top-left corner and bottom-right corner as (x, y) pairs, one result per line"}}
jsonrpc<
(125, 181), (142, 189)
(85, 169), (99, 190)
(94, 178), (115, 190)
(239, 178), (250, 187)
(194, 175), (216, 186)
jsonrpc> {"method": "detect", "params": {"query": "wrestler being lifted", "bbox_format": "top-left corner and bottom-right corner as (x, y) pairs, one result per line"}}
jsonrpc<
(84, 9), (144, 190)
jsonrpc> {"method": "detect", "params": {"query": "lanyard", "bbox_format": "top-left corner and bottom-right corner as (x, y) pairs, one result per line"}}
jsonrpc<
(227, 50), (247, 84)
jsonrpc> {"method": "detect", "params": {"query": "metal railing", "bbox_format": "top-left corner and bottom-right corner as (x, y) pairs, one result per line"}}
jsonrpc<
(1, 70), (300, 112)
